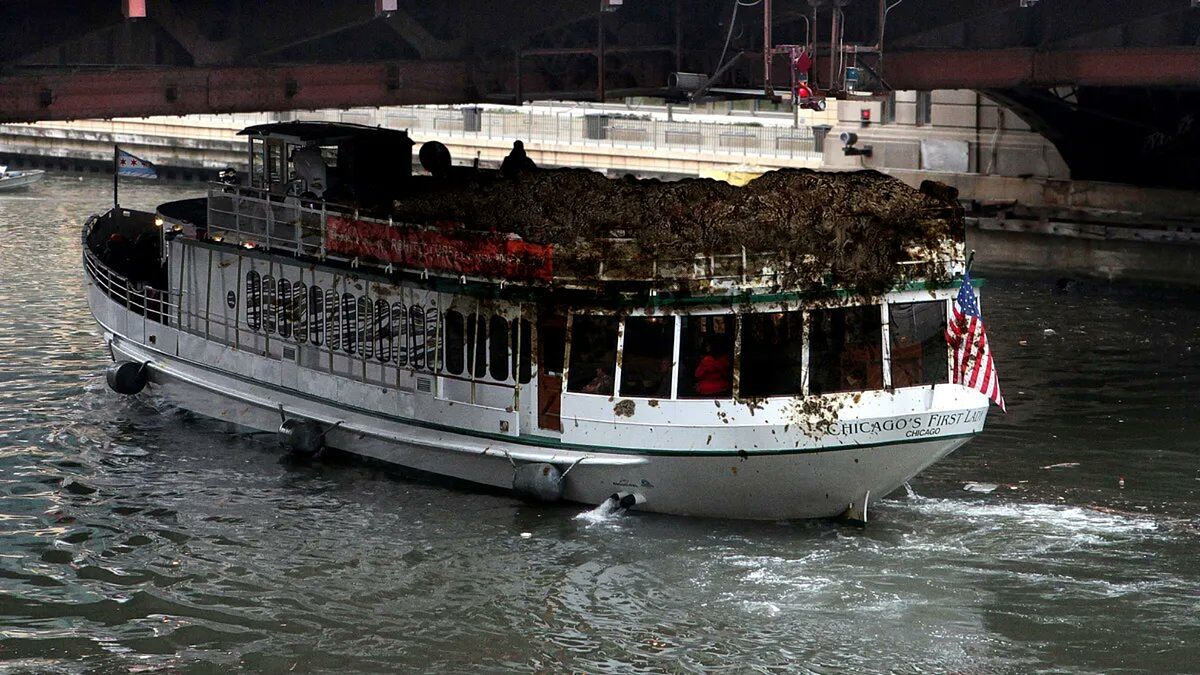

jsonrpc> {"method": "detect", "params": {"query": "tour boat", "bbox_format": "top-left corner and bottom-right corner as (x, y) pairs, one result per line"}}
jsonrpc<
(0, 165), (45, 190)
(82, 122), (990, 521)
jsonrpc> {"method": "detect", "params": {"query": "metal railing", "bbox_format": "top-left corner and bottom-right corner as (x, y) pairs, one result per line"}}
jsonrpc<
(84, 223), (522, 411)
(295, 106), (822, 161)
(82, 245), (177, 327)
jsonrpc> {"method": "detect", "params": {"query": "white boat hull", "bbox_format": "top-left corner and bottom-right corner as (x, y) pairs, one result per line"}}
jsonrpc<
(95, 318), (984, 521)
(0, 169), (45, 190)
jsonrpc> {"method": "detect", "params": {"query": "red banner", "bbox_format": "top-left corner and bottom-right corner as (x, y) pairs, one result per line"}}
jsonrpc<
(325, 216), (554, 282)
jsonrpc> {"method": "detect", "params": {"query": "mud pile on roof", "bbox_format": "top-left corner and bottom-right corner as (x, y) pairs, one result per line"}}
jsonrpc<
(393, 168), (964, 293)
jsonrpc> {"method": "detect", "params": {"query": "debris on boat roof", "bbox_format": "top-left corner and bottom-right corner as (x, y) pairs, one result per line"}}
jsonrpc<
(392, 167), (964, 293)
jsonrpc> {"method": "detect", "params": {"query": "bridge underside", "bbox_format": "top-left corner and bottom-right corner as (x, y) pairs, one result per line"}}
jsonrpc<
(0, 0), (1198, 187)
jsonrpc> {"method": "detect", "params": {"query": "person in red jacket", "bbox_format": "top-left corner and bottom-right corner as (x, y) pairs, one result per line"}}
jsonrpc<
(694, 340), (732, 397)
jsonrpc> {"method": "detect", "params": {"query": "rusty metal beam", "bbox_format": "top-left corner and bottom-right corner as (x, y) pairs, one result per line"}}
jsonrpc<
(880, 47), (1200, 90)
(0, 61), (472, 123)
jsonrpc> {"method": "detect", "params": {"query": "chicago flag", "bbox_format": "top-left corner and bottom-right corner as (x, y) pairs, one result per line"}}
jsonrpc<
(117, 148), (157, 179)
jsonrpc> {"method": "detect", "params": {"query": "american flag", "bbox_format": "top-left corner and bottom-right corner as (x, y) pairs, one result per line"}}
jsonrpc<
(117, 148), (157, 179)
(946, 270), (1006, 411)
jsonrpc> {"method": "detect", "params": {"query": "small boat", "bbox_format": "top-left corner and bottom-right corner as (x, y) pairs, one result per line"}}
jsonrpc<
(82, 122), (992, 522)
(0, 165), (45, 190)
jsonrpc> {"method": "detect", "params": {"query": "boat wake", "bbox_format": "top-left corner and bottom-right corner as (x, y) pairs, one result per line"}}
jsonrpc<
(573, 492), (643, 523)
(574, 496), (623, 524)
(889, 482), (1163, 546)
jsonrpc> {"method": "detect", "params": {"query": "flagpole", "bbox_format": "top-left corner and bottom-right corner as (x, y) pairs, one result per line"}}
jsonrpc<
(113, 144), (119, 209)
(965, 249), (976, 275)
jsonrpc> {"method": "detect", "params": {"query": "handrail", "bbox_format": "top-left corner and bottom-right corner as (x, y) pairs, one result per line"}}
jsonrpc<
(82, 247), (177, 324)
(83, 237), (524, 397)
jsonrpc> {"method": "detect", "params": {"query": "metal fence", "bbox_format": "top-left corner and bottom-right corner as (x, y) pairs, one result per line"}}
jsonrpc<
(295, 106), (823, 161)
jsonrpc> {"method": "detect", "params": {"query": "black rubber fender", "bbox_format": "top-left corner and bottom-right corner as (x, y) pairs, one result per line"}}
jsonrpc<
(105, 361), (148, 396)
(512, 462), (565, 502)
(278, 418), (324, 457)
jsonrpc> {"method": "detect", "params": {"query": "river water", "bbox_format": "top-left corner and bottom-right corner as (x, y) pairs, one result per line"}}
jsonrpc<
(1, 175), (1198, 673)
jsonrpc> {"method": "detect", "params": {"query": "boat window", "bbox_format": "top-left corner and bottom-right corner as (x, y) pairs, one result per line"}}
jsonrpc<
(489, 315), (509, 381)
(341, 293), (357, 354)
(266, 140), (285, 187)
(391, 303), (408, 366)
(890, 301), (949, 388)
(678, 315), (735, 399)
(740, 312), (803, 397)
(325, 289), (340, 351)
(293, 282), (307, 344)
(466, 314), (487, 379)
(357, 296), (374, 359)
(410, 305), (426, 369)
(262, 275), (277, 334)
(375, 299), (391, 363)
(309, 286), (324, 346)
(319, 145), (339, 168)
(512, 319), (533, 384)
(444, 310), (465, 375)
(809, 306), (884, 394)
(567, 315), (619, 395)
(620, 316), (675, 398)
(425, 306), (440, 371)
(245, 271), (261, 331)
(277, 279), (292, 339)
(250, 138), (265, 188)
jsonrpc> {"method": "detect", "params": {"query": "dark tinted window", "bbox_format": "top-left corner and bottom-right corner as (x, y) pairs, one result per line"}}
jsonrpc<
(466, 314), (487, 379)
(325, 289), (340, 351)
(512, 319), (533, 384)
(741, 312), (803, 397)
(392, 303), (407, 366)
(444, 310), (465, 375)
(309, 286), (324, 345)
(357, 296), (373, 359)
(809, 306), (883, 394)
(620, 317), (675, 398)
(341, 293), (357, 354)
(245, 271), (261, 331)
(489, 315), (509, 381)
(890, 301), (949, 388)
(678, 315), (734, 399)
(425, 307), (440, 371)
(409, 305), (426, 369)
(376, 299), (391, 363)
(277, 279), (291, 339)
(567, 315), (618, 395)
(262, 275), (276, 334)
(293, 282), (307, 343)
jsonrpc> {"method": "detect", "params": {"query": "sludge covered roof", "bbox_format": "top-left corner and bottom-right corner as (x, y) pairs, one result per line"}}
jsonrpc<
(391, 168), (965, 294)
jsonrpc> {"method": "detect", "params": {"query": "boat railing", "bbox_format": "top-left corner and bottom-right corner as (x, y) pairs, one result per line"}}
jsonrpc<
(86, 221), (524, 411)
(201, 185), (955, 289)
(82, 237), (176, 328)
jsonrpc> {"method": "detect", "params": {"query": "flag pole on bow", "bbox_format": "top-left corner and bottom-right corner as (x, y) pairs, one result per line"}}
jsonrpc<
(112, 144), (119, 209)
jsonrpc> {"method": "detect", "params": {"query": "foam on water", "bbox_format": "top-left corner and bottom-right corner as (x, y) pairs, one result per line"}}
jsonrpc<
(573, 495), (625, 524)
(902, 495), (1159, 536)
